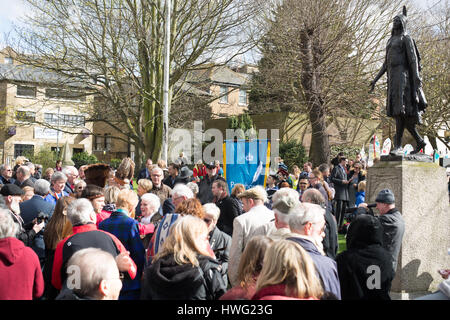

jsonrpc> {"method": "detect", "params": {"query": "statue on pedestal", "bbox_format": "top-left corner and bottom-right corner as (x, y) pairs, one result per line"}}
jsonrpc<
(370, 6), (427, 155)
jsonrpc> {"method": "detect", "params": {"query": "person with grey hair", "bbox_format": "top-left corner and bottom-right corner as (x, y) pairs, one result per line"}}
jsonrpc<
(149, 167), (172, 205)
(44, 171), (69, 206)
(19, 179), (56, 265)
(250, 188), (300, 240)
(161, 182), (194, 215)
(0, 208), (44, 299)
(287, 203), (341, 299)
(14, 165), (35, 188)
(25, 162), (38, 182)
(203, 203), (231, 284)
(56, 248), (123, 300)
(0, 164), (16, 185)
(139, 193), (162, 248)
(302, 188), (338, 260)
(51, 198), (137, 293)
(62, 166), (79, 194)
(186, 182), (199, 198)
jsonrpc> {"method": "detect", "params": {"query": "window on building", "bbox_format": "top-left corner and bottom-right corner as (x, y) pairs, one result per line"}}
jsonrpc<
(16, 110), (36, 122)
(239, 89), (248, 105)
(44, 113), (60, 126)
(219, 86), (228, 104)
(44, 113), (85, 127)
(14, 144), (34, 158)
(105, 134), (111, 151)
(95, 134), (111, 151)
(16, 85), (37, 98)
(45, 88), (86, 102)
(4, 57), (13, 64)
(73, 148), (84, 154)
(95, 135), (103, 151)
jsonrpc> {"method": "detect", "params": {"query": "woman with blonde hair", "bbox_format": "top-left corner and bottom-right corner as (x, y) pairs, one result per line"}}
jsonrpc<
(43, 167), (54, 182)
(43, 196), (75, 299)
(142, 215), (227, 300)
(220, 236), (273, 300)
(252, 240), (324, 300)
(21, 186), (34, 201)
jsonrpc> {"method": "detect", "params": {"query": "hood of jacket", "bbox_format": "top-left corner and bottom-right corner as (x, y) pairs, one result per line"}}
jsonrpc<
(147, 254), (205, 299)
(347, 214), (383, 249)
(0, 237), (26, 266)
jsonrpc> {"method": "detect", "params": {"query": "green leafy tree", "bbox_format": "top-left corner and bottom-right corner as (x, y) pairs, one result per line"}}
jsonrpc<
(279, 140), (307, 169)
(71, 152), (98, 168)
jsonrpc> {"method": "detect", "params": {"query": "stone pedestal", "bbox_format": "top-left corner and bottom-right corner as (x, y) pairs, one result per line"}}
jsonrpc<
(366, 160), (450, 299)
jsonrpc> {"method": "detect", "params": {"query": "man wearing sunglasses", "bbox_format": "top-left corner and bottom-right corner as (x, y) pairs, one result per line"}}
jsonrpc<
(0, 165), (15, 185)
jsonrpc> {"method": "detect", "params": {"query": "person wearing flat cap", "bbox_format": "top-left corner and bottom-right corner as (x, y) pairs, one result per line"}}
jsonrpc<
(360, 188), (405, 276)
(228, 186), (274, 287)
(0, 184), (45, 247)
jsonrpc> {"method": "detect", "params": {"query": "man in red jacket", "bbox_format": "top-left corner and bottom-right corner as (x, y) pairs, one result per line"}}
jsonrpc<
(51, 198), (136, 292)
(0, 208), (44, 300)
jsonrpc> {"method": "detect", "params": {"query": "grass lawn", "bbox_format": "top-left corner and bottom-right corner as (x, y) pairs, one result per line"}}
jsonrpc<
(338, 233), (347, 254)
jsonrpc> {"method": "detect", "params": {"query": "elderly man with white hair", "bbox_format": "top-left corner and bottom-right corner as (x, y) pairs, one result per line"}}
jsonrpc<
(56, 248), (122, 300)
(62, 166), (79, 194)
(0, 208), (44, 299)
(228, 185), (274, 287)
(286, 202), (341, 299)
(51, 198), (137, 292)
(203, 203), (231, 284)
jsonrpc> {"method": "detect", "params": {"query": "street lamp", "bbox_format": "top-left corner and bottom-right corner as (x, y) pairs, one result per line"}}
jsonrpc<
(162, 0), (171, 163)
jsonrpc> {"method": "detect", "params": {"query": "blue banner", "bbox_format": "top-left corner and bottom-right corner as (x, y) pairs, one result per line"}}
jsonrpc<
(223, 139), (270, 192)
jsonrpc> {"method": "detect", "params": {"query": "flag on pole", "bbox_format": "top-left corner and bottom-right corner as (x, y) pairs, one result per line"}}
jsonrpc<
(223, 139), (271, 192)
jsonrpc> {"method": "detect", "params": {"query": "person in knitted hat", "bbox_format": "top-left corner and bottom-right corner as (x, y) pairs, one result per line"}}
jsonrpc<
(374, 189), (405, 275)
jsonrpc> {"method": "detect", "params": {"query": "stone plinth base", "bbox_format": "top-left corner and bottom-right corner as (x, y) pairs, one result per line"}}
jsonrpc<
(367, 160), (450, 297)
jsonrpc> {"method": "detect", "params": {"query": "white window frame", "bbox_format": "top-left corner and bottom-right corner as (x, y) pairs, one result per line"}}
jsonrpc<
(238, 89), (248, 106)
(219, 86), (229, 104)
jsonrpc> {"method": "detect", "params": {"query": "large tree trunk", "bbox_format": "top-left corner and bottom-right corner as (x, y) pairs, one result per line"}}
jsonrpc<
(300, 29), (330, 166)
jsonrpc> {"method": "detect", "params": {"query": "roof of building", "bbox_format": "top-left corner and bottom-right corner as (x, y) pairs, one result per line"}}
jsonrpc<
(187, 65), (251, 87)
(0, 63), (88, 88)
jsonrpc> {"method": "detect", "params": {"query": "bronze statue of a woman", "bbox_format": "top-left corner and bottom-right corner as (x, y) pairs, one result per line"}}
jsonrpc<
(370, 6), (427, 155)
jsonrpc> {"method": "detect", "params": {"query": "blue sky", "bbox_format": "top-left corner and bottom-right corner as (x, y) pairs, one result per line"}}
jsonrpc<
(0, 0), (444, 48)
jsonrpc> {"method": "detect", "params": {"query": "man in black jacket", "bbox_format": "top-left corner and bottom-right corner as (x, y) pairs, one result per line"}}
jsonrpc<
(211, 179), (242, 236)
(198, 162), (225, 205)
(0, 184), (44, 247)
(330, 157), (350, 231)
(163, 163), (180, 189)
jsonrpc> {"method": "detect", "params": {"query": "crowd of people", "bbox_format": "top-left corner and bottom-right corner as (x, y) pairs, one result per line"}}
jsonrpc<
(0, 154), (448, 301)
